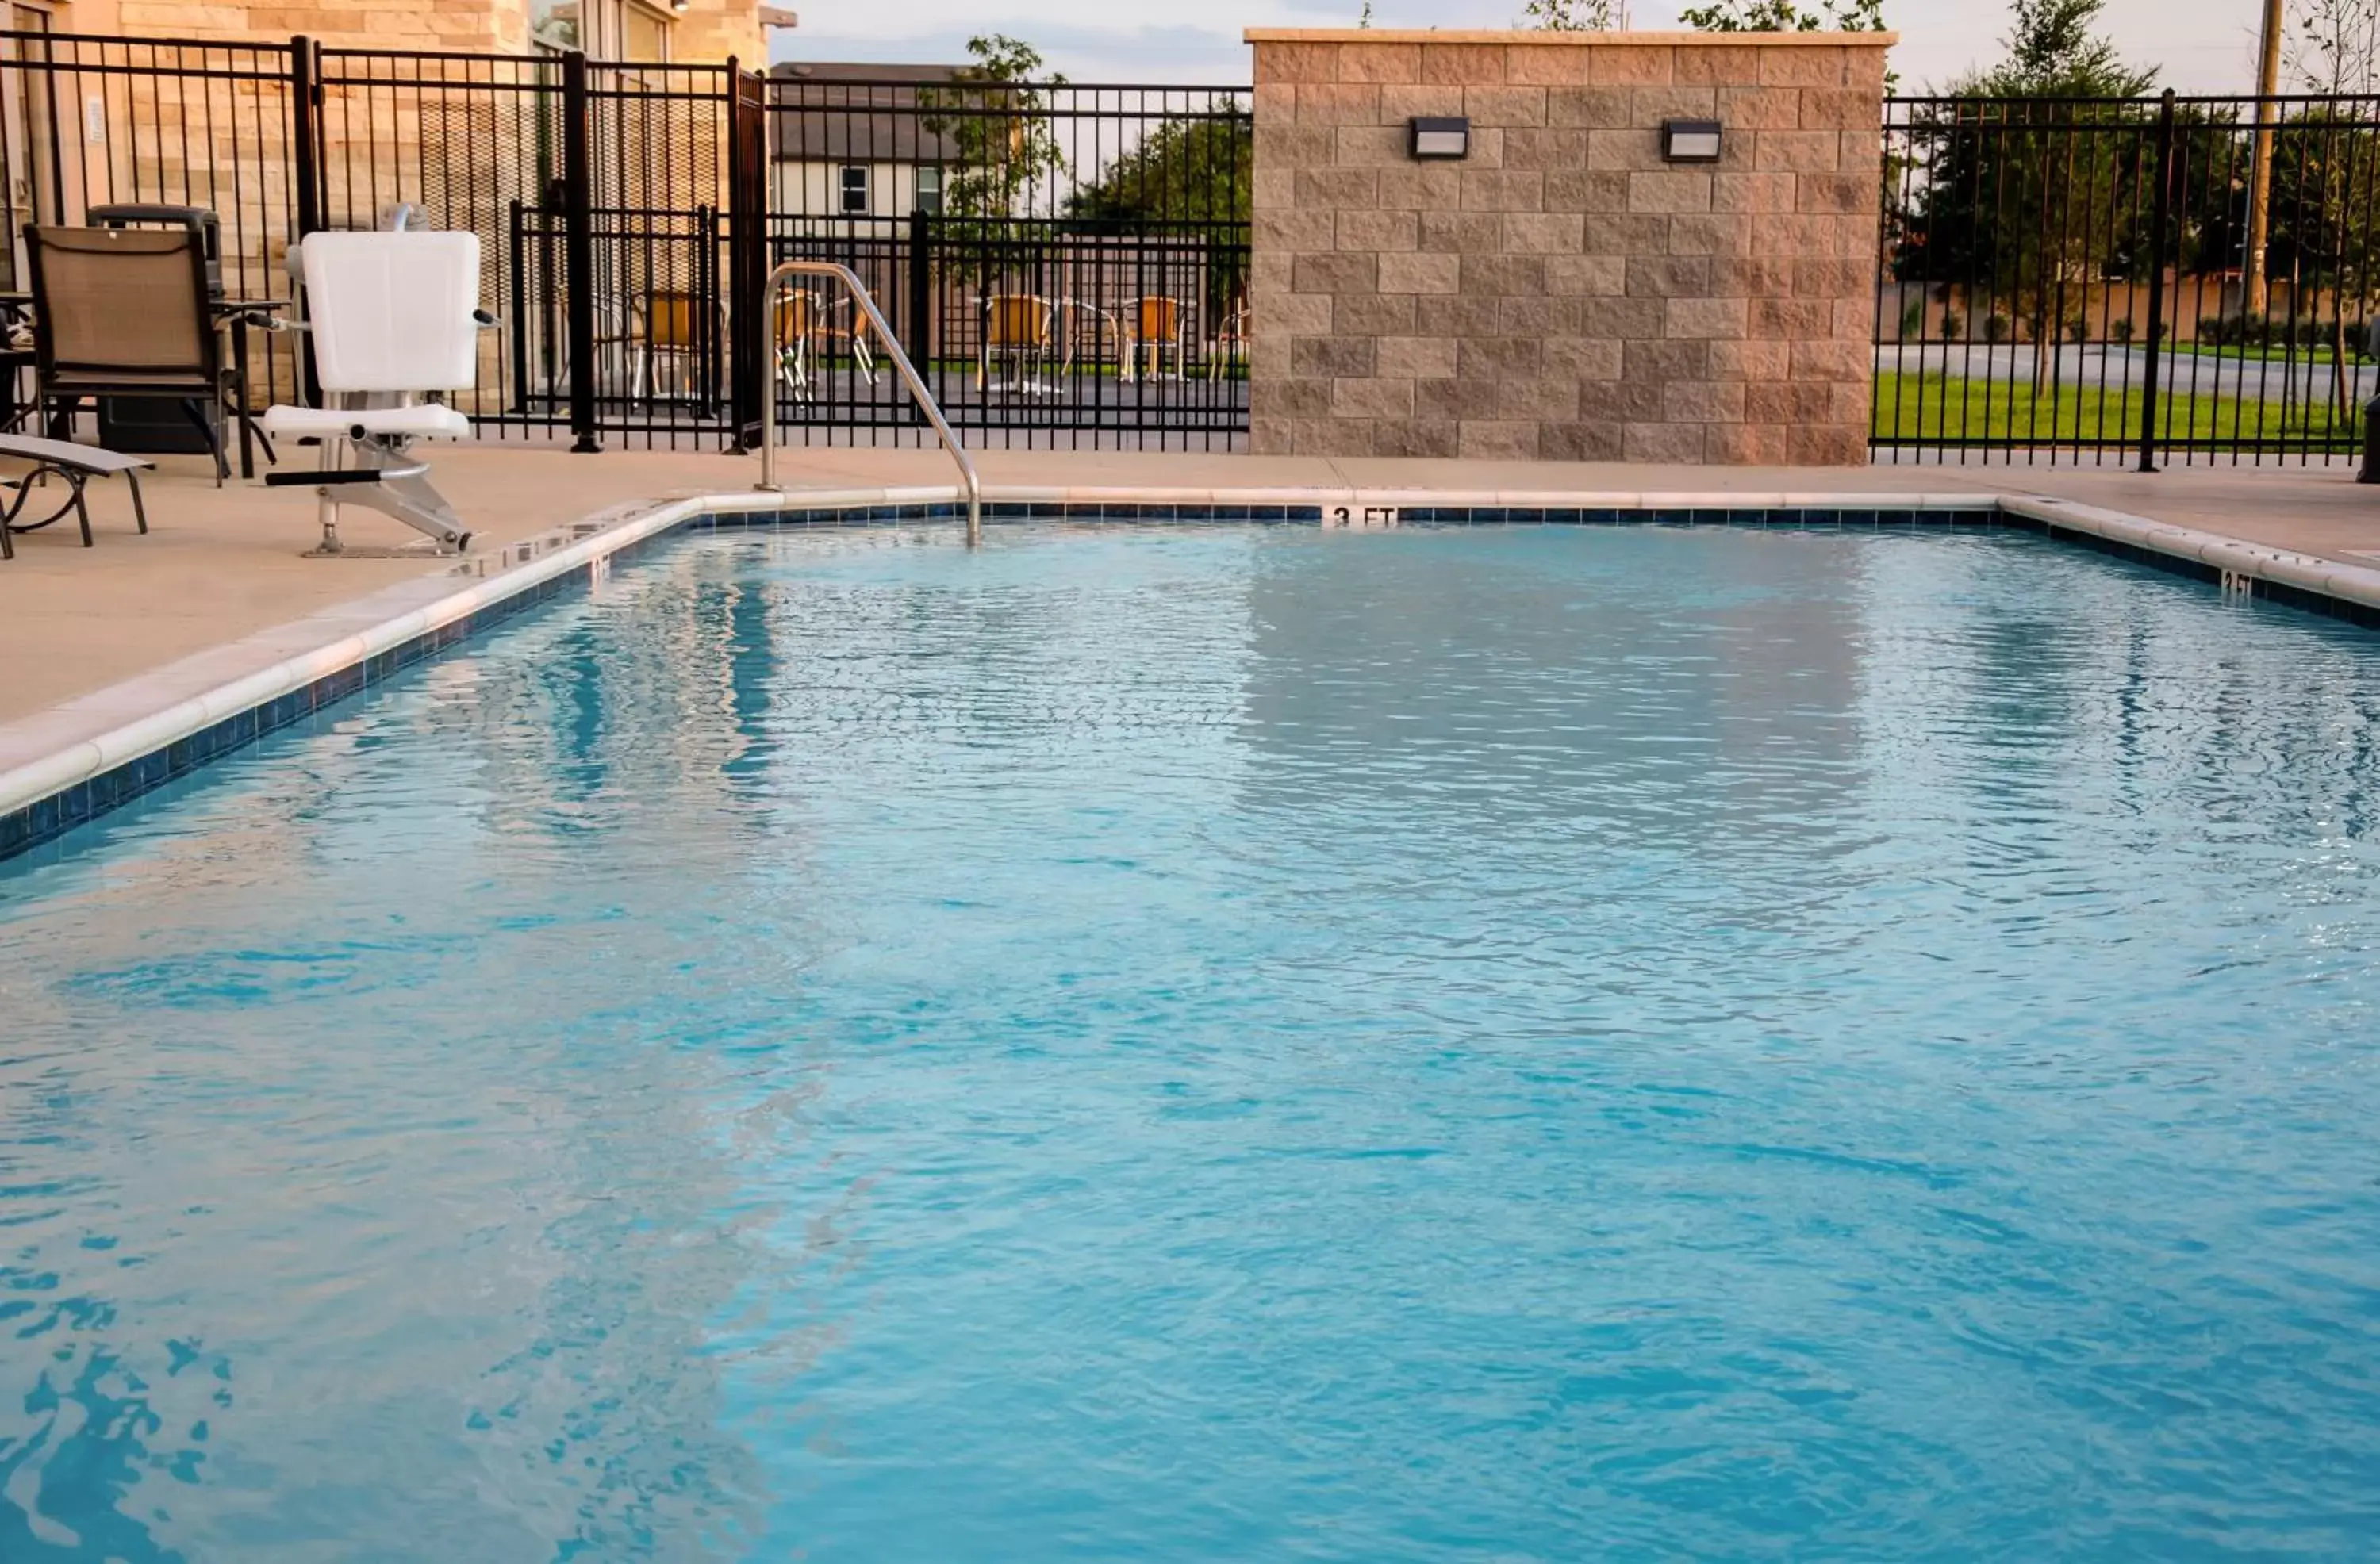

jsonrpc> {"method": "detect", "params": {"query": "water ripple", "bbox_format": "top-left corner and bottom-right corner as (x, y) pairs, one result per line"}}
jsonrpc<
(1, 525), (2378, 1559)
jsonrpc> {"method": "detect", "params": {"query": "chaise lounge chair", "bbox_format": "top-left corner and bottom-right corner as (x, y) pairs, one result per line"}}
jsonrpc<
(261, 230), (493, 555)
(0, 433), (152, 559)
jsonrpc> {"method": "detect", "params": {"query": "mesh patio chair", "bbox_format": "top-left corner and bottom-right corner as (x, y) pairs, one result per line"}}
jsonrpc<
(1208, 304), (1250, 383)
(815, 295), (879, 388)
(635, 289), (725, 408)
(1051, 297), (1121, 380)
(977, 293), (1056, 395)
(24, 224), (246, 485)
(1123, 295), (1189, 384)
(551, 293), (637, 405)
(774, 289), (821, 402)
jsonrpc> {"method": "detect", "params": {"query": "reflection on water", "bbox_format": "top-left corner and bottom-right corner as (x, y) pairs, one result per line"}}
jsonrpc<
(3, 524), (2380, 1560)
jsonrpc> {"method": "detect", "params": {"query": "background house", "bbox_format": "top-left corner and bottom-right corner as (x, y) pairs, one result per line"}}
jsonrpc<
(770, 63), (961, 222)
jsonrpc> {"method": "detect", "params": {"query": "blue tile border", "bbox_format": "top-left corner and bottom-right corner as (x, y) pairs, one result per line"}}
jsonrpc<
(0, 563), (580, 864)
(1, 496), (2373, 864)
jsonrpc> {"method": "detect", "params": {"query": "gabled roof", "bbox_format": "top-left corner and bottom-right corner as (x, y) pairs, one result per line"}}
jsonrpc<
(769, 62), (967, 164)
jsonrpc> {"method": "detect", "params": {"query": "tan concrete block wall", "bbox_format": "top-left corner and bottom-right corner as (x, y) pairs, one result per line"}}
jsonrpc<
(1248, 29), (1891, 465)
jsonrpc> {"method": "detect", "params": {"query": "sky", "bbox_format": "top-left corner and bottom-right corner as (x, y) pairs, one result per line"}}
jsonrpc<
(772, 0), (2264, 96)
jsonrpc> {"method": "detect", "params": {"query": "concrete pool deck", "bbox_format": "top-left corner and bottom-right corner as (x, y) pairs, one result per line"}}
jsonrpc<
(3, 443), (2374, 729)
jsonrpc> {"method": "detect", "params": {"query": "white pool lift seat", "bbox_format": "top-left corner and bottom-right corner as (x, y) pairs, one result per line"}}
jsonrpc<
(261, 230), (492, 555)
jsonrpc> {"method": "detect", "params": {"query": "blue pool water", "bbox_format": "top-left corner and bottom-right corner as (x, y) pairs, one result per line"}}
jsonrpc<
(4, 522), (2380, 1561)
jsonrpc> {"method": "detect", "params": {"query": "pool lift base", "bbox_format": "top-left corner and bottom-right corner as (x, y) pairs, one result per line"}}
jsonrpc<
(268, 432), (474, 558)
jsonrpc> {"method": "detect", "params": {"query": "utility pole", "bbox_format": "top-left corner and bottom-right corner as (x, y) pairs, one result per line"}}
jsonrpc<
(2245, 0), (2286, 319)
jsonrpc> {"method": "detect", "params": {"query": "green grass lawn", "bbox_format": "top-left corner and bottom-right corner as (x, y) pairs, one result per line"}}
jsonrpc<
(1872, 371), (2359, 447)
(2172, 341), (2374, 366)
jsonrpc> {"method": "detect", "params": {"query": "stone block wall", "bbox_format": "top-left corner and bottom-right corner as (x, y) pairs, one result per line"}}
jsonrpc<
(1247, 29), (1892, 465)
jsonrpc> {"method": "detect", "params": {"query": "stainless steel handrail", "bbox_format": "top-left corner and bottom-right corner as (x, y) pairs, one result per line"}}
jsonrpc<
(758, 259), (981, 546)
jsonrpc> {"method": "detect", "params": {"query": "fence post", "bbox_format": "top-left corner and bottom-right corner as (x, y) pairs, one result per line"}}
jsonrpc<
(290, 37), (321, 239)
(290, 37), (322, 405)
(2136, 88), (2177, 474)
(908, 208), (931, 425)
(728, 63), (767, 452)
(509, 198), (532, 414)
(562, 49), (601, 454)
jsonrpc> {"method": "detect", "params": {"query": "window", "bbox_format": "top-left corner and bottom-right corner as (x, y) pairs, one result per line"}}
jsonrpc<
(839, 166), (869, 216)
(623, 0), (674, 62)
(914, 165), (943, 217)
(532, 0), (667, 58)
(531, 0), (584, 51)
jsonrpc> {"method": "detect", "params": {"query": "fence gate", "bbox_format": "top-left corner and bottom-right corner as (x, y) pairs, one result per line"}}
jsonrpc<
(312, 44), (571, 442)
(1876, 91), (2380, 468)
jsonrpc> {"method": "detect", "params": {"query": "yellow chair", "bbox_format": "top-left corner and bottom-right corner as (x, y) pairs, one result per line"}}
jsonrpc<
(978, 293), (1055, 394)
(1208, 304), (1250, 382)
(816, 296), (881, 388)
(635, 289), (723, 406)
(774, 289), (819, 402)
(1123, 295), (1188, 383)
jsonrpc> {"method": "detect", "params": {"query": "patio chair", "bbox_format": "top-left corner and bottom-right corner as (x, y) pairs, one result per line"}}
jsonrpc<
(0, 434), (153, 558)
(259, 230), (494, 555)
(546, 293), (637, 407)
(1051, 297), (1120, 381)
(636, 289), (724, 408)
(22, 224), (247, 485)
(977, 293), (1055, 395)
(1208, 304), (1250, 383)
(774, 289), (820, 403)
(1123, 295), (1189, 384)
(816, 295), (879, 388)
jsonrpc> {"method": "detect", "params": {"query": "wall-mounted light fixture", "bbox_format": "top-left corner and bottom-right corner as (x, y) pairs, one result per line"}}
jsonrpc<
(1660, 119), (1723, 163)
(1408, 117), (1470, 161)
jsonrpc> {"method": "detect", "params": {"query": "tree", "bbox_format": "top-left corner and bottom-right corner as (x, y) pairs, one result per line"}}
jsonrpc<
(1679, 0), (1889, 86)
(1975, 0), (2156, 95)
(2280, 0), (2380, 416)
(2290, 0), (2380, 94)
(1064, 109), (1253, 313)
(1679, 0), (1883, 31)
(917, 35), (1069, 225)
(1520, 0), (1625, 28)
(1891, 0), (2155, 382)
(1065, 112), (1250, 231)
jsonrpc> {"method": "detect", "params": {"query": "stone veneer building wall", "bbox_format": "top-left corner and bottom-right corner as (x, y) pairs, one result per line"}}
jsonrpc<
(1247, 29), (1892, 465)
(42, 2), (763, 60)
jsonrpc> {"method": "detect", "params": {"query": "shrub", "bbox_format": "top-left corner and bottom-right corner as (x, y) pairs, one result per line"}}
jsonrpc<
(1983, 312), (2011, 343)
(1938, 308), (1964, 341)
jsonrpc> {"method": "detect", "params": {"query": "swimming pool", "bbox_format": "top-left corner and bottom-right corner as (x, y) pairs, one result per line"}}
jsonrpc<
(4, 520), (2378, 1560)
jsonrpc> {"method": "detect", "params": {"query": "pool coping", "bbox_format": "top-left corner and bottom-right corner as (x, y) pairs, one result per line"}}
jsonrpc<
(4, 481), (2378, 862)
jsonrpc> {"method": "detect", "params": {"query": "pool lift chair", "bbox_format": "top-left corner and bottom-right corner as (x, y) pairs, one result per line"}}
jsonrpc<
(260, 229), (497, 557)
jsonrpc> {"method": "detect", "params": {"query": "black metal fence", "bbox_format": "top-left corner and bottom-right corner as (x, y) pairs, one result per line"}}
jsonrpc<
(762, 76), (1251, 450)
(0, 32), (1251, 454)
(14, 31), (2378, 470)
(0, 33), (307, 411)
(1876, 90), (2380, 466)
